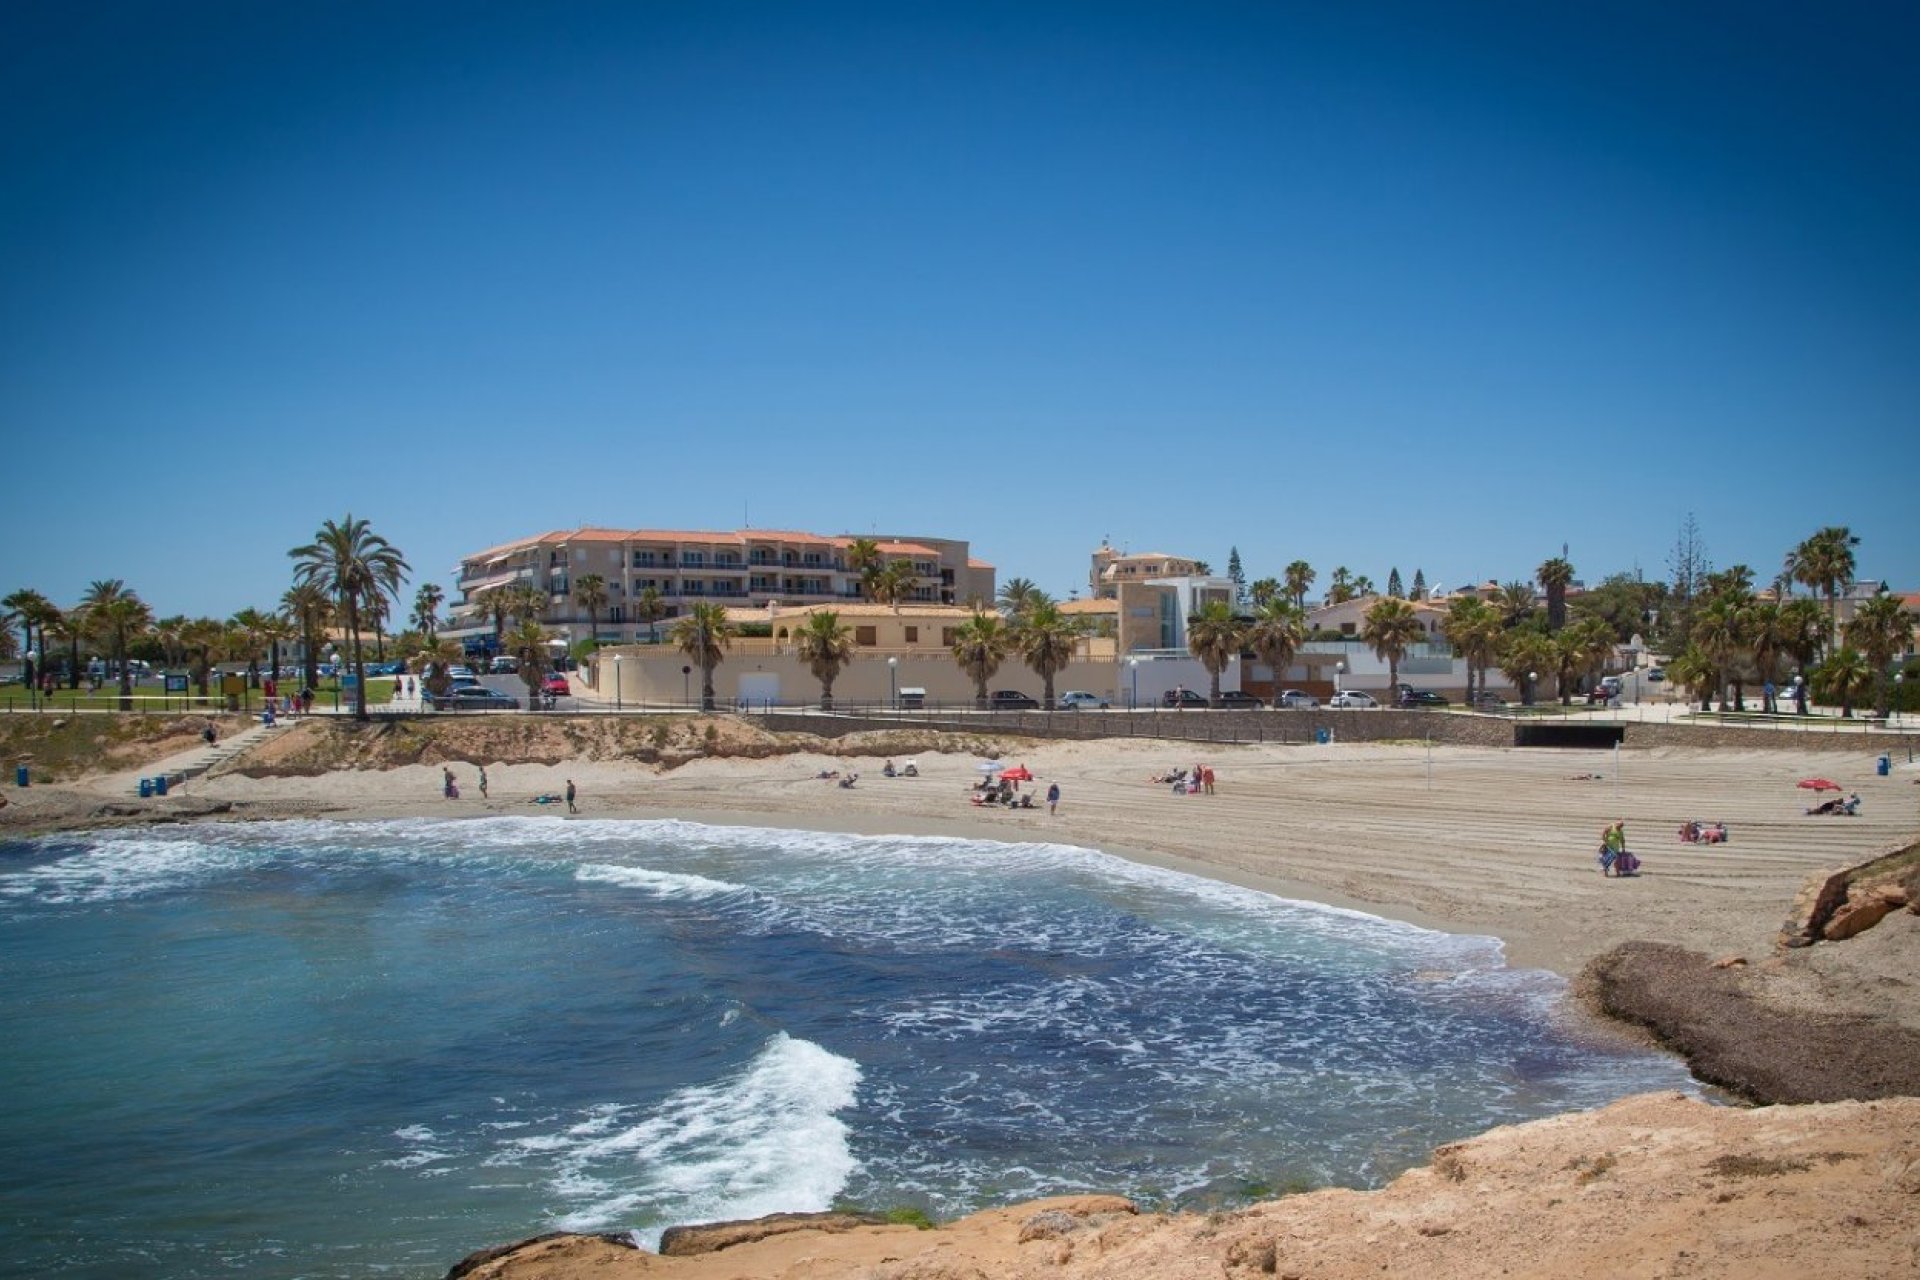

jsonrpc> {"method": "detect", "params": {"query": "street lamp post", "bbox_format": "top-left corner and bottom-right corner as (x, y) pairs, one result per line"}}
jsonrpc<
(888, 656), (898, 711)
(613, 653), (622, 714)
(1128, 657), (1139, 709)
(1335, 660), (1345, 697)
(1527, 670), (1537, 707)
(1794, 673), (1806, 716)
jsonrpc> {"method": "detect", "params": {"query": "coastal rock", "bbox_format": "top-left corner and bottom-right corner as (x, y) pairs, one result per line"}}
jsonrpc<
(444, 1231), (638, 1279)
(1825, 897), (1897, 942)
(1710, 954), (1747, 969)
(658, 1210), (887, 1256)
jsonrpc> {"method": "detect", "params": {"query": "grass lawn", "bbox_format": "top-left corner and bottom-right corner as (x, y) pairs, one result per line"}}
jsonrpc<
(0, 676), (399, 714)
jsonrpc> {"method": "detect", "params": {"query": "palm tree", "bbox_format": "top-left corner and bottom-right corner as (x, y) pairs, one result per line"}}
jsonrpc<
(1284, 560), (1316, 610)
(153, 614), (189, 673)
(1497, 581), (1537, 627)
(1497, 628), (1558, 706)
(1013, 600), (1083, 710)
(950, 611), (1010, 710)
(670, 601), (733, 711)
(229, 607), (272, 688)
(1779, 597), (1825, 713)
(1845, 594), (1913, 717)
(1325, 567), (1354, 604)
(480, 585), (513, 646)
(997, 577), (1043, 618)
(82, 580), (153, 711)
(1361, 597), (1424, 699)
(794, 610), (856, 708)
(1246, 599), (1306, 698)
(573, 574), (608, 645)
(1817, 647), (1874, 719)
(1746, 601), (1789, 711)
(846, 537), (884, 601)
(260, 612), (295, 687)
(415, 637), (463, 700)
(282, 582), (332, 693)
(506, 618), (554, 705)
(412, 583), (444, 642)
(366, 592), (390, 662)
(502, 582), (546, 627)
(1666, 645), (1718, 712)
(1692, 593), (1751, 711)
(1536, 557), (1575, 631)
(873, 559), (918, 612)
(1249, 577), (1280, 608)
(46, 608), (81, 691)
(1351, 575), (1375, 598)
(2, 588), (56, 686)
(289, 515), (410, 721)
(1556, 618), (1614, 704)
(635, 586), (666, 644)
(182, 617), (224, 698)
(1443, 597), (1499, 704)
(1185, 601), (1246, 704)
(1791, 526), (1859, 654)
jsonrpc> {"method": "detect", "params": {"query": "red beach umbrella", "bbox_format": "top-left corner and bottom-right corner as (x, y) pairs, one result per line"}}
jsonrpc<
(1796, 777), (1841, 791)
(1000, 764), (1034, 782)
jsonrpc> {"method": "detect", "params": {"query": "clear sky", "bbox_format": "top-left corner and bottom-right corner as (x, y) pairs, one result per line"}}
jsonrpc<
(3, 1), (1915, 620)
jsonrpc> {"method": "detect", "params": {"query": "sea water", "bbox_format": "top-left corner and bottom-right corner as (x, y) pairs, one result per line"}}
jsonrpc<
(0, 818), (1694, 1278)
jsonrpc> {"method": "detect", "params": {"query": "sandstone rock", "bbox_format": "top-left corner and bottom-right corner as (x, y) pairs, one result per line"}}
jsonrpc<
(1017, 1210), (1081, 1243)
(1824, 897), (1896, 942)
(443, 1231), (636, 1279)
(1710, 955), (1747, 969)
(657, 1211), (886, 1257)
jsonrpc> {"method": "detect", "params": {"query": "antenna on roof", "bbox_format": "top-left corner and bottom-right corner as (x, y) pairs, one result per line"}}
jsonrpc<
(744, 501), (749, 529)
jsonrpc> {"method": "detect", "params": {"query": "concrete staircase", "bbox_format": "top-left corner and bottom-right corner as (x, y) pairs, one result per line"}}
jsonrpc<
(130, 719), (292, 795)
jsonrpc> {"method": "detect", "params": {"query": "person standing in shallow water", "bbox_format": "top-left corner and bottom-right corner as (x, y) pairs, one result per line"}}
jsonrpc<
(1046, 782), (1061, 815)
(565, 779), (577, 814)
(478, 766), (488, 799)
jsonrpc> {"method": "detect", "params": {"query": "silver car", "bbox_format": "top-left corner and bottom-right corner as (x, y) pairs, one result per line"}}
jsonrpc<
(1329, 690), (1378, 708)
(1057, 690), (1110, 710)
(1274, 690), (1321, 709)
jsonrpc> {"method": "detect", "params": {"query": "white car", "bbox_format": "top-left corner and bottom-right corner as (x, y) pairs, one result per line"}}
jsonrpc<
(1057, 690), (1110, 710)
(1274, 690), (1321, 709)
(1329, 690), (1378, 709)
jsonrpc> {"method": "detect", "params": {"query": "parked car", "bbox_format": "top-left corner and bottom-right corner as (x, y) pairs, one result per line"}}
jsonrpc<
(1645, 667), (1666, 683)
(430, 687), (520, 711)
(1057, 690), (1109, 710)
(1470, 690), (1508, 708)
(989, 690), (1040, 710)
(1328, 690), (1378, 709)
(1161, 688), (1210, 709)
(1273, 689), (1321, 709)
(448, 665), (475, 680)
(1211, 690), (1264, 709)
(490, 656), (519, 674)
(1397, 689), (1449, 708)
(543, 673), (571, 697)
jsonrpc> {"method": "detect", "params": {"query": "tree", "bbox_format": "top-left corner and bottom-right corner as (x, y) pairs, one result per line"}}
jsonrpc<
(1665, 646), (1717, 712)
(1816, 647), (1874, 719)
(1411, 568), (1427, 601)
(1845, 593), (1913, 717)
(1249, 577), (1280, 608)
(1351, 574), (1375, 597)
(2, 588), (56, 686)
(1555, 619), (1614, 704)
(635, 586), (666, 644)
(1361, 597), (1424, 699)
(846, 537), (884, 602)
(670, 601), (734, 711)
(506, 618), (554, 706)
(1536, 557), (1575, 632)
(1443, 597), (1501, 705)
(152, 614), (189, 672)
(415, 637), (462, 700)
(229, 607), (272, 688)
(1245, 599), (1306, 697)
(997, 577), (1044, 619)
(1570, 573), (1663, 643)
(1496, 581), (1537, 627)
(1185, 601), (1246, 704)
(1013, 600), (1083, 710)
(282, 582), (332, 693)
(1746, 601), (1789, 712)
(82, 580), (153, 711)
(1284, 561), (1316, 610)
(573, 574), (608, 644)
(1779, 598), (1825, 713)
(1386, 567), (1404, 599)
(1497, 628), (1558, 706)
(1227, 547), (1246, 604)
(480, 585), (513, 646)
(289, 515), (410, 722)
(1327, 567), (1355, 604)
(1791, 526), (1859, 654)
(873, 559), (918, 611)
(412, 583), (444, 642)
(182, 617), (224, 697)
(794, 610), (855, 709)
(1691, 592), (1751, 712)
(503, 582), (546, 627)
(48, 607), (83, 690)
(950, 610), (1010, 710)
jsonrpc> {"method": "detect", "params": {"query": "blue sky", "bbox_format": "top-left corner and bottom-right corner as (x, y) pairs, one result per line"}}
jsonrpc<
(3, 1), (1915, 620)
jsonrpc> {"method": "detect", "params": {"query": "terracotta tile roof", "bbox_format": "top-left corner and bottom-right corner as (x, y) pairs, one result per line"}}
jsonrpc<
(966, 557), (994, 569)
(873, 540), (938, 557)
(1059, 598), (1118, 614)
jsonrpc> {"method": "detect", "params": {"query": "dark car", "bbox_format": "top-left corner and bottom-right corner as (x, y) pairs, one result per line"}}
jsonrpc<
(1211, 690), (1265, 709)
(989, 690), (1040, 710)
(431, 687), (520, 711)
(1470, 690), (1508, 708)
(1397, 689), (1449, 708)
(1161, 688), (1210, 709)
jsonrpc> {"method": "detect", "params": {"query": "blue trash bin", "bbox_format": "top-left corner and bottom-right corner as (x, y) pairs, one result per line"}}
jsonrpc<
(139, 778), (153, 798)
(14, 765), (26, 787)
(1315, 728), (1330, 745)
(155, 775), (169, 796)
(1878, 754), (1891, 777)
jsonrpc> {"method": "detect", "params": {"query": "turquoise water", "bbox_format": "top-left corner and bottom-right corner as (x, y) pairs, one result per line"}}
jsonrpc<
(0, 818), (1694, 1278)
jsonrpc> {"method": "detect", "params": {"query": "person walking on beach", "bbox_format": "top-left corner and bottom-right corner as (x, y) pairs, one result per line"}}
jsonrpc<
(478, 766), (489, 799)
(565, 779), (577, 814)
(1599, 820), (1626, 875)
(443, 767), (458, 800)
(1046, 782), (1060, 815)
(1202, 765), (1216, 795)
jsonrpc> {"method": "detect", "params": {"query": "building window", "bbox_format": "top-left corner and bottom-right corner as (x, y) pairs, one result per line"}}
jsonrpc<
(803, 552), (823, 566)
(904, 626), (919, 643)
(633, 551), (657, 567)
(855, 626), (877, 646)
(1340, 622), (1357, 635)
(941, 627), (956, 646)
(683, 551), (706, 567)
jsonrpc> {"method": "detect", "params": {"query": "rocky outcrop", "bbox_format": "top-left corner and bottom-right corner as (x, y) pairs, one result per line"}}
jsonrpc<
(445, 1095), (1920, 1279)
(1781, 840), (1920, 947)
(658, 1210), (887, 1256)
(1583, 941), (1920, 1102)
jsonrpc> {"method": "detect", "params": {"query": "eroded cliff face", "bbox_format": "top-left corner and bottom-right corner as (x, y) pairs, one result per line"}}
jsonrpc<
(450, 1092), (1920, 1280)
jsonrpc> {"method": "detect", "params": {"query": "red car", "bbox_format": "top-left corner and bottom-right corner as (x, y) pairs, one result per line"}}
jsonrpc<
(543, 674), (570, 697)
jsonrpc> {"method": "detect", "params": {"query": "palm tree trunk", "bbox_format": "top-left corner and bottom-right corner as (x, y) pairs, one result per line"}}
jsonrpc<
(700, 658), (715, 711)
(117, 631), (133, 712)
(347, 597), (368, 721)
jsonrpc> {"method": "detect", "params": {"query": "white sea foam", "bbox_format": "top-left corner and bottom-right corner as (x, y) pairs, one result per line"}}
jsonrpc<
(0, 830), (262, 904)
(497, 1033), (861, 1246)
(574, 863), (746, 900)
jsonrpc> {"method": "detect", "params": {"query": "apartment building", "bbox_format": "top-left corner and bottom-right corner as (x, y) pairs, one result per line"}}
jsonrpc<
(1089, 540), (1205, 599)
(445, 527), (995, 650)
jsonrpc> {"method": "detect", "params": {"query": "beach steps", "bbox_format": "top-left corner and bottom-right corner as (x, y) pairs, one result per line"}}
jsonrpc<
(126, 719), (291, 795)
